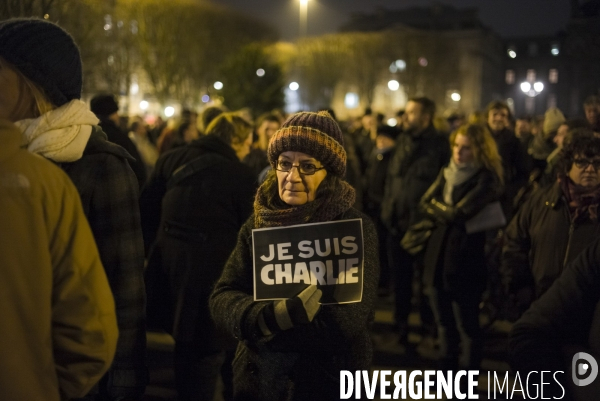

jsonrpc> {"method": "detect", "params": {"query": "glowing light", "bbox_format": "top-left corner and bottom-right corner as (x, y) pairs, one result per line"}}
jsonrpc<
(387, 118), (397, 127)
(344, 93), (359, 109)
(533, 82), (544, 92)
(213, 81), (223, 90)
(256, 69), (265, 77)
(520, 82), (531, 93)
(451, 92), (461, 102)
(139, 100), (149, 110)
(289, 82), (299, 91)
(164, 106), (175, 117)
(388, 80), (400, 91)
(418, 57), (428, 67)
(508, 50), (517, 58)
(201, 95), (210, 103)
(130, 83), (139, 95)
(395, 59), (406, 70)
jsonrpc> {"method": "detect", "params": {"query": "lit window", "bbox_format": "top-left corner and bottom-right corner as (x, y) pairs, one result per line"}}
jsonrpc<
(527, 69), (536, 82)
(549, 69), (558, 84)
(505, 70), (515, 84)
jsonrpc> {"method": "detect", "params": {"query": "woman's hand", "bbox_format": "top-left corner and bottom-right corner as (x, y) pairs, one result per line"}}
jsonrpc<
(258, 285), (322, 336)
(425, 198), (456, 224)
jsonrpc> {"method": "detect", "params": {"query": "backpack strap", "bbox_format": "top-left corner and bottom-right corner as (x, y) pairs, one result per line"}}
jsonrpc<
(167, 153), (228, 190)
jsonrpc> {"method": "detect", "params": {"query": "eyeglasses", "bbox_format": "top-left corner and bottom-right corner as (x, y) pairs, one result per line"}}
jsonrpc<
(275, 160), (325, 176)
(573, 158), (600, 171)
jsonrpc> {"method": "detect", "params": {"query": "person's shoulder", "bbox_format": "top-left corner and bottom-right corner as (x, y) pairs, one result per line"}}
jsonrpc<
(338, 208), (376, 230)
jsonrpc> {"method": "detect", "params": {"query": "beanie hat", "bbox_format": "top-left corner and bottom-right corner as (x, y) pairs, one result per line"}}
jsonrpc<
(90, 94), (120, 117)
(0, 18), (82, 107)
(268, 111), (347, 177)
(543, 107), (566, 135)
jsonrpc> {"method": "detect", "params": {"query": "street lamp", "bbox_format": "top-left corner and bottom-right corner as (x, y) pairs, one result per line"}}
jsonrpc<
(299, 0), (309, 38)
(520, 81), (544, 97)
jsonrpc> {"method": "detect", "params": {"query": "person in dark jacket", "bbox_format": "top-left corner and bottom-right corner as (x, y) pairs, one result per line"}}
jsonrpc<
(364, 125), (399, 293)
(502, 133), (600, 317)
(509, 237), (600, 400)
(419, 123), (503, 371)
(140, 112), (255, 401)
(0, 18), (147, 401)
(209, 111), (380, 401)
(243, 112), (281, 178)
(90, 93), (148, 189)
(380, 97), (449, 343)
(485, 100), (531, 219)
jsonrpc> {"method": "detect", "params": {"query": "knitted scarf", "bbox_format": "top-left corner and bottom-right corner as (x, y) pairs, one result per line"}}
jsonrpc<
(559, 176), (600, 222)
(16, 99), (99, 163)
(254, 178), (356, 228)
(442, 159), (480, 205)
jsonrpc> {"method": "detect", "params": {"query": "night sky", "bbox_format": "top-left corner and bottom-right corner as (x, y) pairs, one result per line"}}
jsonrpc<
(213, 0), (571, 41)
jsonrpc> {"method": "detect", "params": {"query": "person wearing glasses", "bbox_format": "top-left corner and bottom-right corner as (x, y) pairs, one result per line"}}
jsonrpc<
(210, 111), (380, 401)
(140, 112), (256, 401)
(502, 130), (600, 319)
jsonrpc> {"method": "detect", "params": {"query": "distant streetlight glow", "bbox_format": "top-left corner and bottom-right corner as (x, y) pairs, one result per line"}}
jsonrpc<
(202, 95), (210, 103)
(508, 50), (517, 58)
(344, 93), (359, 109)
(130, 83), (139, 95)
(139, 100), (149, 110)
(299, 0), (309, 38)
(533, 82), (544, 92)
(256, 68), (265, 77)
(213, 81), (223, 90)
(388, 80), (400, 91)
(289, 82), (299, 91)
(418, 57), (428, 67)
(451, 92), (461, 102)
(164, 106), (175, 117)
(520, 82), (531, 93)
(387, 118), (397, 127)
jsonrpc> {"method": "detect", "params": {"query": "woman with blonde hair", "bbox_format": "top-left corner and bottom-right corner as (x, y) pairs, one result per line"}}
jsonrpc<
(419, 123), (503, 373)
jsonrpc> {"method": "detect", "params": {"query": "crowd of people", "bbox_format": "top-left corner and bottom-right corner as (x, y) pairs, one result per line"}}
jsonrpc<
(2, 16), (600, 401)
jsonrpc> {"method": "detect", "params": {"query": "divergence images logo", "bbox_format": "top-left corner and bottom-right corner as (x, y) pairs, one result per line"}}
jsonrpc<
(572, 352), (598, 387)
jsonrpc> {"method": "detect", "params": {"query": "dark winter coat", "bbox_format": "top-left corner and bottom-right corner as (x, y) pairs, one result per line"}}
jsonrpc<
(60, 127), (148, 399)
(140, 134), (257, 344)
(209, 208), (380, 401)
(99, 117), (147, 189)
(243, 148), (269, 179)
(381, 125), (449, 233)
(364, 146), (394, 208)
(420, 168), (502, 294)
(501, 181), (600, 299)
(489, 127), (531, 218)
(510, 238), (600, 400)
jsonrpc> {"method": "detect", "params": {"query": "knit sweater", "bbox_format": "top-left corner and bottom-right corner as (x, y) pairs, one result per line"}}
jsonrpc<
(209, 208), (380, 401)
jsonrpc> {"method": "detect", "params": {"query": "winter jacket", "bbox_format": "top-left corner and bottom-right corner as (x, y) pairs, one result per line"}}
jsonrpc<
(209, 208), (380, 401)
(501, 181), (600, 300)
(381, 125), (449, 233)
(0, 120), (118, 401)
(420, 168), (502, 293)
(99, 117), (147, 189)
(489, 127), (531, 218)
(60, 127), (148, 399)
(510, 238), (600, 400)
(141, 134), (257, 343)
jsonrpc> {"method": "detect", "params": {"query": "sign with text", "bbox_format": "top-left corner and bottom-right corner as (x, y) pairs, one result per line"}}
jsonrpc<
(252, 219), (364, 304)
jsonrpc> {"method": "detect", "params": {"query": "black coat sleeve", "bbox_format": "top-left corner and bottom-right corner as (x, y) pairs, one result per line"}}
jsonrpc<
(509, 239), (600, 397)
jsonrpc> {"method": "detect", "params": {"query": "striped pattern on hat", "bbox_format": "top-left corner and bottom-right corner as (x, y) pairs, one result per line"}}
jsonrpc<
(268, 111), (347, 177)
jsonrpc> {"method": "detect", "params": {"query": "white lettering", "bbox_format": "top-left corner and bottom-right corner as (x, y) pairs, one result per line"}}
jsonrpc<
(346, 258), (359, 283)
(380, 370), (391, 399)
(393, 371), (406, 399)
(315, 239), (331, 257)
(275, 263), (292, 284)
(409, 371), (422, 399)
(363, 370), (378, 399)
(341, 236), (358, 254)
(298, 240), (314, 258)
(339, 371), (352, 399)
(309, 261), (326, 285)
(292, 262), (311, 284)
(437, 371), (453, 399)
(424, 371), (435, 399)
(261, 264), (274, 285)
(277, 242), (293, 260)
(468, 371), (479, 399)
(260, 244), (275, 262)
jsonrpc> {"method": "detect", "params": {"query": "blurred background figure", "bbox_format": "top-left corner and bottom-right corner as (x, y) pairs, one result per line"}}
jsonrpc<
(584, 95), (600, 133)
(91, 93), (147, 188)
(141, 112), (256, 401)
(129, 119), (159, 177)
(243, 112), (281, 177)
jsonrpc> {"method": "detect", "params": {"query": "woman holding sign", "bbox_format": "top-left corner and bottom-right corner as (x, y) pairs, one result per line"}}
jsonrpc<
(210, 111), (380, 401)
(418, 123), (503, 373)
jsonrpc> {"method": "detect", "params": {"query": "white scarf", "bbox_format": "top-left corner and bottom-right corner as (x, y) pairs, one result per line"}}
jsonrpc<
(443, 159), (480, 205)
(16, 100), (99, 163)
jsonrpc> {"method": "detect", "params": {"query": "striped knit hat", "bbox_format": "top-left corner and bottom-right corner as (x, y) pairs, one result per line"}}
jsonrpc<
(0, 18), (82, 107)
(268, 111), (347, 177)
